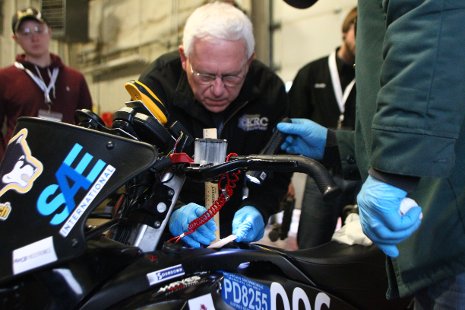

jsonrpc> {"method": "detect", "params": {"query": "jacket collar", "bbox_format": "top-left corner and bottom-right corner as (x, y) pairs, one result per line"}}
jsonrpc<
(15, 53), (64, 70)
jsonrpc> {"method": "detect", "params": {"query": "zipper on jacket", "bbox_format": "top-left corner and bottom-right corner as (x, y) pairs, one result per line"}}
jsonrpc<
(218, 100), (249, 138)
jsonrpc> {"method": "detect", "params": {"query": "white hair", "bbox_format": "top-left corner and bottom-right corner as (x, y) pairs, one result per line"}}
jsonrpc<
(182, 1), (255, 58)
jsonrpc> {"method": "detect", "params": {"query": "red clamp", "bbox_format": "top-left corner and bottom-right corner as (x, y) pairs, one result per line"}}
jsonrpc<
(169, 153), (194, 163)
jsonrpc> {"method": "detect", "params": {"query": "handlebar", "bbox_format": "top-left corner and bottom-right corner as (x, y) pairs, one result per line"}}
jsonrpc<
(182, 154), (340, 200)
(75, 104), (339, 200)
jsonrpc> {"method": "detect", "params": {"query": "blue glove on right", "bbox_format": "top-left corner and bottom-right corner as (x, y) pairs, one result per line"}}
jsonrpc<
(169, 203), (217, 248)
(232, 206), (265, 242)
(357, 175), (423, 257)
(277, 118), (328, 159)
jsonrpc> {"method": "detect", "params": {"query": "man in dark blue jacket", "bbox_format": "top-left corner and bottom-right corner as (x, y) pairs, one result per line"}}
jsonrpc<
(139, 2), (290, 248)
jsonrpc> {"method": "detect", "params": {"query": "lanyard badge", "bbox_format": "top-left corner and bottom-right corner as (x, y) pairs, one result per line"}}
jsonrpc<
(15, 61), (59, 105)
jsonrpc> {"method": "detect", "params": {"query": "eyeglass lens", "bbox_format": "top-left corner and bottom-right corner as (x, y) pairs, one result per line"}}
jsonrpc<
(190, 63), (244, 87)
(18, 25), (48, 37)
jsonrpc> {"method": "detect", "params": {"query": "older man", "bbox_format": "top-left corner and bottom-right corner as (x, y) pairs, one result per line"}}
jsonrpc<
(139, 1), (290, 248)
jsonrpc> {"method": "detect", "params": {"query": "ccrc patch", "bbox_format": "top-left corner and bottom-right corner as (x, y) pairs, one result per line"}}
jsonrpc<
(238, 114), (269, 132)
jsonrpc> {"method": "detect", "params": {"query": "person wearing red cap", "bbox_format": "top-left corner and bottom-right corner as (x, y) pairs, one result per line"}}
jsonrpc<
(0, 7), (93, 159)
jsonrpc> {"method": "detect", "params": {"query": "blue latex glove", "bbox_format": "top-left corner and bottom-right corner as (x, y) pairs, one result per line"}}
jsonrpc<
(232, 206), (265, 242)
(277, 118), (328, 160)
(357, 175), (423, 257)
(169, 203), (217, 248)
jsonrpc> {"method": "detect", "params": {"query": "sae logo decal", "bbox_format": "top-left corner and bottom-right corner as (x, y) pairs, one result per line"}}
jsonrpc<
(36, 143), (115, 237)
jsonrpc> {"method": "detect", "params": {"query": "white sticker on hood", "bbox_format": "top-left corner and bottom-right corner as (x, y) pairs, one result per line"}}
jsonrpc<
(12, 236), (57, 275)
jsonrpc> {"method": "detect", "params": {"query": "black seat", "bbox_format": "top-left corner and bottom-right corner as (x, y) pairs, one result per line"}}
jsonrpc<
(255, 241), (411, 310)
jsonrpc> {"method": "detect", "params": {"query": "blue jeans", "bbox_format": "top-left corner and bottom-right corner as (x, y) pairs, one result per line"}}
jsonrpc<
(414, 272), (465, 310)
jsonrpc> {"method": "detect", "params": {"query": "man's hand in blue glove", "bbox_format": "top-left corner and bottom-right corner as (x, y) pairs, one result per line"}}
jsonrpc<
(169, 202), (216, 248)
(277, 118), (328, 159)
(232, 206), (265, 242)
(357, 175), (423, 257)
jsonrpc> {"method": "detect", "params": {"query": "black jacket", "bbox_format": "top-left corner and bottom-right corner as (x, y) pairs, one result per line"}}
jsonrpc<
(288, 49), (356, 129)
(289, 50), (357, 178)
(139, 51), (291, 237)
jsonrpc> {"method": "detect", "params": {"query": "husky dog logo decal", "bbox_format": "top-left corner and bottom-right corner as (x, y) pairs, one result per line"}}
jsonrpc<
(0, 129), (43, 197)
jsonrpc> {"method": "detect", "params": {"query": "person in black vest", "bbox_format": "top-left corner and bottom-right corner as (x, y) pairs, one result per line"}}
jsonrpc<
(288, 7), (360, 248)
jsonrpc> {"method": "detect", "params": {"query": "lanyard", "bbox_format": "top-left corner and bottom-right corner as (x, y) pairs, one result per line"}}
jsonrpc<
(328, 51), (355, 127)
(14, 61), (59, 104)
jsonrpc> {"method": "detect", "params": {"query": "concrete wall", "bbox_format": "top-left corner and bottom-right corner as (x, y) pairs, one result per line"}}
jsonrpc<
(82, 0), (202, 113)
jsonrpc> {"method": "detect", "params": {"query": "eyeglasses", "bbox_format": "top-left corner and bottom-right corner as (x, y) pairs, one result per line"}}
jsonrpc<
(17, 25), (49, 37)
(189, 62), (246, 87)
